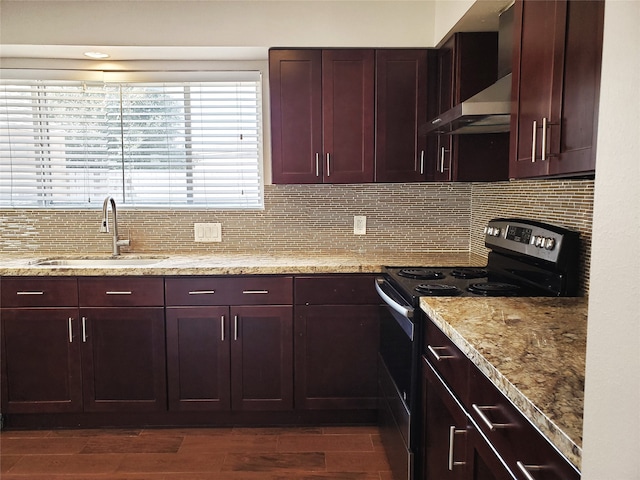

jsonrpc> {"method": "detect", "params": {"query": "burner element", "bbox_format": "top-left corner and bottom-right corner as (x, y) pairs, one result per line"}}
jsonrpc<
(415, 284), (461, 296)
(398, 268), (445, 280)
(451, 268), (488, 279)
(467, 282), (520, 296)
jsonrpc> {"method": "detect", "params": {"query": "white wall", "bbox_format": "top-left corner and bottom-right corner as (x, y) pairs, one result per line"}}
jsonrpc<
(581, 1), (640, 478)
(0, 0), (435, 52)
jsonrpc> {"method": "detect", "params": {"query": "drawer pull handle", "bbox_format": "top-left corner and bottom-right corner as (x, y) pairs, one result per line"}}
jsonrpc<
(472, 404), (510, 431)
(68, 318), (74, 343)
(516, 461), (544, 480)
(448, 426), (466, 471)
(242, 290), (269, 295)
(17, 291), (44, 295)
(427, 345), (454, 361)
(106, 291), (132, 295)
(188, 290), (215, 295)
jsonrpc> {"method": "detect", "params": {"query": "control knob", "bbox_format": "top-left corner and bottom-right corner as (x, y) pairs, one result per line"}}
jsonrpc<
(544, 237), (556, 250)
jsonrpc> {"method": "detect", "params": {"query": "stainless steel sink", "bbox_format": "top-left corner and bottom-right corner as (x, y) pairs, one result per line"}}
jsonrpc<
(33, 257), (167, 267)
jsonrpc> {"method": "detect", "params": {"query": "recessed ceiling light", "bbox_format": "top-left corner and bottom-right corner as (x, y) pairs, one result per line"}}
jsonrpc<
(84, 51), (110, 59)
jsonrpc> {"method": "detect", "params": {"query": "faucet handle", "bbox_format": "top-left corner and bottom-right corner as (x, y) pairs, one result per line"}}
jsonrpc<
(116, 229), (131, 248)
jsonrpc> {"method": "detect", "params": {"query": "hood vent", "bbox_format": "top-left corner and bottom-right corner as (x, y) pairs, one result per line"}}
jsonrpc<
(424, 4), (514, 135)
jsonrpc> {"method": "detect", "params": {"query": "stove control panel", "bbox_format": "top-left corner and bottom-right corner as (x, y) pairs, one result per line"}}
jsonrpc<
(484, 218), (579, 265)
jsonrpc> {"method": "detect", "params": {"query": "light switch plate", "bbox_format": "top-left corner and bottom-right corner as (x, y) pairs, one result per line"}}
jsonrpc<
(194, 223), (222, 242)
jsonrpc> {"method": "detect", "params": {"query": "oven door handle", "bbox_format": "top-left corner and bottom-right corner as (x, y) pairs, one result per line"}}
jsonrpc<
(375, 278), (414, 319)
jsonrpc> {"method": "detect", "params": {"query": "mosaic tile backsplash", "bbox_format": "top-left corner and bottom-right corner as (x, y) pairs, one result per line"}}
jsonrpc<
(0, 179), (593, 291)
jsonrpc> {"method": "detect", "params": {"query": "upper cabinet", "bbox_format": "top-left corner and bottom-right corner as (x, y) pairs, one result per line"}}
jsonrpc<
(269, 48), (434, 184)
(269, 49), (374, 184)
(374, 49), (435, 182)
(509, 0), (604, 179)
(429, 32), (510, 183)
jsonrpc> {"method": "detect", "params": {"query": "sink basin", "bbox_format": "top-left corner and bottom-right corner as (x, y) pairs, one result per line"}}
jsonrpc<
(33, 257), (167, 267)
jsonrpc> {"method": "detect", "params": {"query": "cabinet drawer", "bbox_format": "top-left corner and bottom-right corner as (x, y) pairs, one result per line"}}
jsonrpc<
(295, 275), (379, 305)
(78, 277), (164, 307)
(0, 277), (78, 307)
(226, 276), (293, 305)
(468, 365), (580, 480)
(165, 277), (231, 306)
(423, 319), (470, 404)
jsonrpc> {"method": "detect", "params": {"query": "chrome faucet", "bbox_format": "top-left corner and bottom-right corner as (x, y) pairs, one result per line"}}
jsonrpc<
(100, 196), (130, 256)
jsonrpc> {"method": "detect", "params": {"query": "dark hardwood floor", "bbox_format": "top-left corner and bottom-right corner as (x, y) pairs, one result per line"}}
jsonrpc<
(0, 425), (393, 479)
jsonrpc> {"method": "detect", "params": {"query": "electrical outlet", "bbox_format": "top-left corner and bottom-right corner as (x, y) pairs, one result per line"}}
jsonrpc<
(194, 223), (222, 242)
(354, 216), (367, 235)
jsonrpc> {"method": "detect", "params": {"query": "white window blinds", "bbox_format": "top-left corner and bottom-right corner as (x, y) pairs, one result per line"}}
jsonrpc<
(0, 74), (263, 208)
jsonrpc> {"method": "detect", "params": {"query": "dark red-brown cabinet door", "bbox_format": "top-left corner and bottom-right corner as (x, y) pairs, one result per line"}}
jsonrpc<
(80, 307), (166, 412)
(230, 305), (293, 411)
(1, 308), (82, 413)
(294, 304), (379, 410)
(510, 0), (603, 179)
(269, 49), (323, 184)
(166, 306), (231, 411)
(322, 49), (375, 183)
(375, 49), (432, 182)
(549, 0), (603, 176)
(510, 0), (567, 178)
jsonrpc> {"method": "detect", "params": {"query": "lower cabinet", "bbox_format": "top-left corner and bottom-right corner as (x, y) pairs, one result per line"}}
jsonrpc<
(422, 353), (468, 480)
(294, 275), (380, 410)
(230, 305), (293, 411)
(80, 306), (166, 412)
(0, 276), (166, 414)
(165, 306), (231, 411)
(1, 308), (83, 413)
(165, 276), (294, 412)
(422, 317), (580, 480)
(1, 273), (379, 424)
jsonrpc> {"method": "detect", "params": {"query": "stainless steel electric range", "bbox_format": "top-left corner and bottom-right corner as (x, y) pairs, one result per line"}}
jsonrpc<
(375, 218), (581, 480)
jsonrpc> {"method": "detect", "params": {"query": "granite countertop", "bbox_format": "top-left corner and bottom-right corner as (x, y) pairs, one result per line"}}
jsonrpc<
(0, 252), (487, 276)
(420, 296), (587, 470)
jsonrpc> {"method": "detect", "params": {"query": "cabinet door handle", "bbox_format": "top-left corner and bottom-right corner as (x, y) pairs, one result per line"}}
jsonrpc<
(531, 120), (538, 162)
(242, 290), (269, 295)
(516, 461), (544, 480)
(106, 291), (132, 295)
(440, 146), (446, 172)
(234, 315), (239, 341)
(315, 153), (320, 177)
(326, 153), (331, 177)
(220, 316), (225, 341)
(81, 317), (87, 342)
(541, 117), (547, 161)
(16, 291), (44, 295)
(188, 290), (215, 295)
(472, 404), (511, 431)
(419, 150), (425, 175)
(68, 317), (74, 343)
(448, 426), (466, 471)
(427, 345), (454, 361)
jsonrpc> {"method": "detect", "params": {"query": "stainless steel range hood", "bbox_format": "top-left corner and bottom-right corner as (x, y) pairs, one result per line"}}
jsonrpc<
(424, 73), (512, 134)
(424, 3), (514, 135)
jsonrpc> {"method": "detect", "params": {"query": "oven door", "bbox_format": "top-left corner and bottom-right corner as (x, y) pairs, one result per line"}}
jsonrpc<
(376, 277), (418, 480)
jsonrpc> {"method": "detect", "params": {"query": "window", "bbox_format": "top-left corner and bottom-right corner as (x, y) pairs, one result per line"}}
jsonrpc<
(0, 73), (263, 208)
